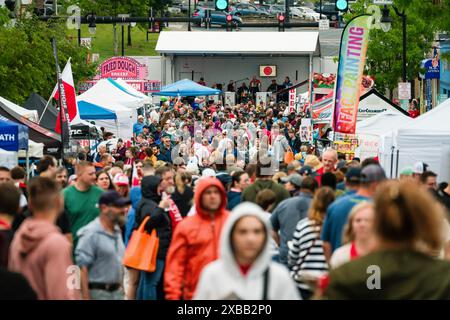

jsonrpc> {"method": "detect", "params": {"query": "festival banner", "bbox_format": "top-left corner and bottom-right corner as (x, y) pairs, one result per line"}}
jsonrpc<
(333, 15), (371, 134)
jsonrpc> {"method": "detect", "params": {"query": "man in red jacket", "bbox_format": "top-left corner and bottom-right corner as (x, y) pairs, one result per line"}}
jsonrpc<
(164, 177), (229, 300)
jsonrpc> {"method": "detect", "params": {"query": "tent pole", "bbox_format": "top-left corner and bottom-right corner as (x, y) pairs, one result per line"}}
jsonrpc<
(395, 149), (400, 178)
(38, 96), (53, 124)
(26, 150), (30, 182)
(390, 146), (394, 179)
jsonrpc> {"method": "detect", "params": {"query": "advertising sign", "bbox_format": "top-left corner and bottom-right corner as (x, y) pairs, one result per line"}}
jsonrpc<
(333, 15), (371, 134)
(97, 56), (148, 80)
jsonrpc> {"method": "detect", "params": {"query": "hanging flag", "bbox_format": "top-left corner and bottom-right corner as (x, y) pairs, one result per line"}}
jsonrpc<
(333, 15), (371, 134)
(52, 58), (81, 131)
(51, 39), (70, 149)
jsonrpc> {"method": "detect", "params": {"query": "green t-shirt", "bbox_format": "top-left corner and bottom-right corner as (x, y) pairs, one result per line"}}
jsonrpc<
(63, 185), (104, 249)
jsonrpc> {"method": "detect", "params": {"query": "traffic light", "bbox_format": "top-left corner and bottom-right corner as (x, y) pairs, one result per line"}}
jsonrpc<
(278, 14), (285, 32)
(335, 0), (348, 12)
(226, 14), (233, 31)
(215, 0), (229, 11)
(4, 0), (15, 11)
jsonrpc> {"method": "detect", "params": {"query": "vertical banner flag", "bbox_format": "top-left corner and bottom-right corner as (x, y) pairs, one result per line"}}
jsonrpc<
(289, 89), (296, 113)
(51, 39), (70, 149)
(333, 15), (371, 134)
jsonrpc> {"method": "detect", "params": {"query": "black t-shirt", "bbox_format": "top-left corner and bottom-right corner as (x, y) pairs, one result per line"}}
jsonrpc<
(12, 209), (71, 235)
(0, 268), (37, 300)
(0, 229), (13, 268)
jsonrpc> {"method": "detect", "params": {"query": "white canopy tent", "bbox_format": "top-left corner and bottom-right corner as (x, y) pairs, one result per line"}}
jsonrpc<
(355, 111), (413, 164)
(393, 98), (450, 182)
(77, 78), (147, 138)
(0, 96), (39, 122)
(156, 31), (320, 55)
(115, 78), (151, 104)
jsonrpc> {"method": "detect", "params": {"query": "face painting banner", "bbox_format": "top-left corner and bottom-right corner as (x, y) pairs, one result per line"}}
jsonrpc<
(333, 15), (371, 134)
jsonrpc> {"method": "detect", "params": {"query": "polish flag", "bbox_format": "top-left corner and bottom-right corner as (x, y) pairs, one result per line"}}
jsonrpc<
(51, 58), (81, 133)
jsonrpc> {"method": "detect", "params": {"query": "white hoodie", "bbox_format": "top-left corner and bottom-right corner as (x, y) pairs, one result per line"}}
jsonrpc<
(193, 202), (301, 300)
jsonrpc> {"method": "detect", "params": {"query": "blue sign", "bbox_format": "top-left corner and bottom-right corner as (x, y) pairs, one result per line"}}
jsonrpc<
(0, 116), (29, 151)
(424, 59), (440, 79)
(423, 47), (440, 80)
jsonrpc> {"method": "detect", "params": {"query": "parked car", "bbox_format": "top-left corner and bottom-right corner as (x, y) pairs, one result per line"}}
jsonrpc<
(167, 6), (182, 14)
(268, 4), (285, 17)
(230, 3), (270, 18)
(291, 6), (320, 21)
(192, 8), (243, 27)
(314, 3), (338, 21)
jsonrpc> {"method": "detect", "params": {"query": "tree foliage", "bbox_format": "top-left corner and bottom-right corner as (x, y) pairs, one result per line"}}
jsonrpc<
(0, 8), (97, 105)
(344, 0), (449, 95)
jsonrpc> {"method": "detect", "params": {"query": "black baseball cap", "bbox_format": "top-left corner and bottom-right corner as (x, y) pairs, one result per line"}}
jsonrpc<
(346, 168), (362, 184)
(298, 165), (318, 178)
(98, 191), (131, 207)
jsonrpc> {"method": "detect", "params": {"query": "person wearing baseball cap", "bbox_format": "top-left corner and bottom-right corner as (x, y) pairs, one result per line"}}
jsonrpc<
(75, 190), (131, 300)
(281, 173), (303, 197)
(133, 115), (145, 140)
(412, 161), (429, 183)
(322, 164), (386, 261)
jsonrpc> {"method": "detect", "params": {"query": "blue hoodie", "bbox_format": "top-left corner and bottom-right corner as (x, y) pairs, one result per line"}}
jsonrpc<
(124, 186), (143, 246)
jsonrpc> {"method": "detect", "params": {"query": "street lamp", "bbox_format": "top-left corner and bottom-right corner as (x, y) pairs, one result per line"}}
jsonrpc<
(379, 5), (392, 32)
(87, 13), (97, 35)
(380, 4), (408, 107)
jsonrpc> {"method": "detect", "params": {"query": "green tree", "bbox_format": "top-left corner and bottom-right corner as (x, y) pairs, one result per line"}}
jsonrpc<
(344, 0), (449, 97)
(0, 8), (97, 105)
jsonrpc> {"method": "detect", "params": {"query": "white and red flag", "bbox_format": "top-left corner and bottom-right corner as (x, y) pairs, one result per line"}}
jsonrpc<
(51, 58), (81, 133)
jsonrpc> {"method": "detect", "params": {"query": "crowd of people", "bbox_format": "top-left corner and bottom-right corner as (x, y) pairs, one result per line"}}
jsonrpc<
(1, 95), (450, 301)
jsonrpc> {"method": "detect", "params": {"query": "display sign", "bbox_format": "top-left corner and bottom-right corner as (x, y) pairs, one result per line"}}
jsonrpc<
(398, 82), (411, 100)
(333, 15), (371, 134)
(98, 56), (148, 80)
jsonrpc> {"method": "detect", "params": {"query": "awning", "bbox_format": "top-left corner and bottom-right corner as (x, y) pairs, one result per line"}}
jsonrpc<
(153, 79), (221, 97)
(156, 31), (320, 56)
(78, 101), (117, 120)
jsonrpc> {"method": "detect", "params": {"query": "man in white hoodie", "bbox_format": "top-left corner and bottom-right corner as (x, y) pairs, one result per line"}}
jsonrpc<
(193, 202), (300, 300)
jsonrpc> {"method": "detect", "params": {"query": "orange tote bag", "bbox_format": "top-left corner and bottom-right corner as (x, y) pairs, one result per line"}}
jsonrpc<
(123, 216), (159, 272)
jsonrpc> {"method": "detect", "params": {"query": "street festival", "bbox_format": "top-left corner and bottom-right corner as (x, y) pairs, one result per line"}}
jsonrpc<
(0, 0), (450, 303)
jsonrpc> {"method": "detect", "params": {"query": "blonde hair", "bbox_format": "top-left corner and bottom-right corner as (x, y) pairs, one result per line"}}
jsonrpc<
(308, 187), (335, 224)
(272, 171), (287, 183)
(343, 201), (374, 244)
(175, 171), (192, 195)
(374, 180), (445, 253)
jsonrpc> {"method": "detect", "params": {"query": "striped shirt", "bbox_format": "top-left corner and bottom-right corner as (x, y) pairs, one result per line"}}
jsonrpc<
(288, 218), (328, 291)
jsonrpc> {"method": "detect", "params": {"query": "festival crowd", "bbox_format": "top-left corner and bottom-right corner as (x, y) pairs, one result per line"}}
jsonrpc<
(1, 89), (450, 300)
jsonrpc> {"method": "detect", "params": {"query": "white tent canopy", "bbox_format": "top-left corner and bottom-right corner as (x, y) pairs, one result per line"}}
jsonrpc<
(355, 111), (413, 167)
(115, 78), (151, 104)
(156, 31), (320, 56)
(18, 140), (44, 158)
(78, 78), (145, 109)
(77, 78), (147, 138)
(393, 98), (450, 182)
(0, 96), (39, 122)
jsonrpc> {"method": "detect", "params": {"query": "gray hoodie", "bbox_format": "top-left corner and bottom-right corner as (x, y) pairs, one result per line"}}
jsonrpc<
(193, 202), (300, 300)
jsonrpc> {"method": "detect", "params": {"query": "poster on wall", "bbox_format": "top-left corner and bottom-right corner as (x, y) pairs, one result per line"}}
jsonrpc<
(333, 15), (371, 134)
(225, 92), (236, 106)
(300, 118), (313, 144)
(333, 132), (359, 160)
(256, 92), (270, 107)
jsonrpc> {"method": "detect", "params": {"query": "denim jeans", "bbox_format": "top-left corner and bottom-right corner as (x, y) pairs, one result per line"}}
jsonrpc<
(137, 259), (165, 300)
(90, 289), (124, 300)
